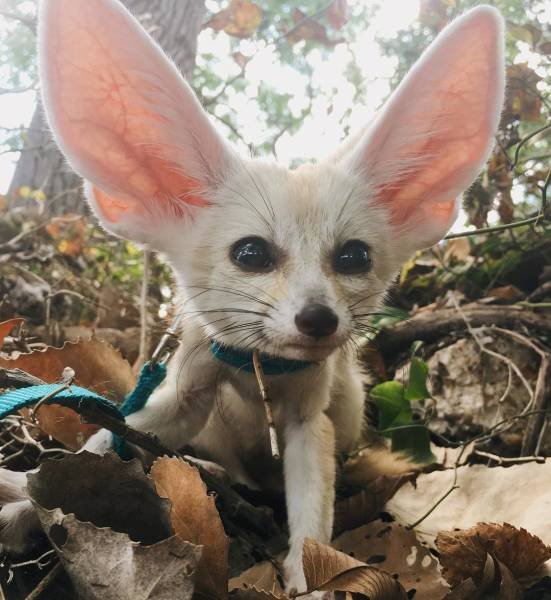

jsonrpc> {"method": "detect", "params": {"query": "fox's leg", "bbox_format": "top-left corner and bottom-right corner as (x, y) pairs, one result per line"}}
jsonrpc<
(283, 412), (336, 599)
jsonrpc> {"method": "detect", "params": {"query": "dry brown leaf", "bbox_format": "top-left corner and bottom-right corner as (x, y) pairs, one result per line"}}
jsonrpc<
(335, 474), (414, 535)
(334, 521), (449, 597)
(486, 285), (524, 303)
(206, 0), (262, 38)
(443, 238), (471, 263)
(0, 337), (135, 448)
(496, 189), (515, 224)
(0, 318), (24, 348)
(302, 537), (406, 597)
(442, 553), (522, 599)
(286, 9), (342, 47)
(505, 63), (542, 122)
(33, 403), (101, 450)
(229, 561), (285, 598)
(326, 0), (348, 30)
(151, 457), (229, 600)
(498, 559), (523, 600)
(45, 214), (87, 257)
(28, 452), (200, 599)
(343, 447), (417, 487)
(0, 337), (134, 398)
(436, 522), (551, 587)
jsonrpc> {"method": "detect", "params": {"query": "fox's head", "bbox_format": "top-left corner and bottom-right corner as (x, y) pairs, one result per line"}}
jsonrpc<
(38, 0), (504, 361)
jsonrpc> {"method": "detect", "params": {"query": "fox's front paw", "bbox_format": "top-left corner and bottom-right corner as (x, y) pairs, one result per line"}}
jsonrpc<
(0, 500), (41, 555)
(81, 428), (115, 454)
(284, 553), (335, 600)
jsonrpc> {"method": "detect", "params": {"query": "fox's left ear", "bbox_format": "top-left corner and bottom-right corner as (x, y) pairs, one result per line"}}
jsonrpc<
(338, 6), (505, 254)
(38, 0), (237, 249)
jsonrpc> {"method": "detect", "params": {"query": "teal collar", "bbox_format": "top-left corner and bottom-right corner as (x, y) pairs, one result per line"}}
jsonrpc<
(210, 340), (314, 375)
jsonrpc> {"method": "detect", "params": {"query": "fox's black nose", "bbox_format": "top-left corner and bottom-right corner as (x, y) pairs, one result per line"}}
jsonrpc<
(295, 303), (339, 338)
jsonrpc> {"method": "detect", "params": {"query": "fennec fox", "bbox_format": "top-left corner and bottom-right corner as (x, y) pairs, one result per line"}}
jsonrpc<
(1, 1), (504, 596)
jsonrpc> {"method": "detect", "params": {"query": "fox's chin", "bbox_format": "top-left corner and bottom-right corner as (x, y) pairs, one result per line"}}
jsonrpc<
(269, 336), (348, 362)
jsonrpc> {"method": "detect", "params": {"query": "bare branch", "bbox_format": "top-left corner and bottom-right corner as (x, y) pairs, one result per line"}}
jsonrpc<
(0, 9), (37, 34)
(0, 82), (37, 96)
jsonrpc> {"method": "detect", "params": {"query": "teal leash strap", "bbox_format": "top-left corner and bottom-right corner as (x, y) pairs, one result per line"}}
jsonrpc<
(112, 361), (167, 458)
(0, 384), (123, 421)
(210, 340), (314, 374)
(0, 317), (177, 460)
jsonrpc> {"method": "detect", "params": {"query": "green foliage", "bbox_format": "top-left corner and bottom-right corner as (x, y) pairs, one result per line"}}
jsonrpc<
(371, 356), (436, 464)
(0, 0), (37, 88)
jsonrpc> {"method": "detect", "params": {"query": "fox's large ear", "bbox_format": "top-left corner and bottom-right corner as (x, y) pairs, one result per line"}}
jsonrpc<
(339, 6), (505, 254)
(38, 0), (236, 247)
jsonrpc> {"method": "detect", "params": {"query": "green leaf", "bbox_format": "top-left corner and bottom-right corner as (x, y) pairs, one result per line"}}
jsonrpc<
(390, 425), (436, 464)
(371, 381), (411, 433)
(404, 357), (430, 402)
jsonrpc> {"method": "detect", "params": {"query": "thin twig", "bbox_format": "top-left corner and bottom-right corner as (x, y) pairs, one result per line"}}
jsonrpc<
(443, 214), (546, 239)
(134, 250), (151, 371)
(443, 124), (551, 240)
(450, 296), (534, 407)
(24, 562), (63, 600)
(510, 123), (551, 169)
(252, 350), (281, 460)
(472, 449), (545, 465)
(406, 470), (459, 530)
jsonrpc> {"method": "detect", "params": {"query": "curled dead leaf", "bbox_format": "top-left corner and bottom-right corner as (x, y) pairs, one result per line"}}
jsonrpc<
(151, 457), (229, 599)
(436, 522), (551, 587)
(302, 537), (406, 598)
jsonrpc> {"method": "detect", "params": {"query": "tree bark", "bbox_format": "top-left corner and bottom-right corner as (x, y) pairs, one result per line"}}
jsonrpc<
(8, 0), (206, 215)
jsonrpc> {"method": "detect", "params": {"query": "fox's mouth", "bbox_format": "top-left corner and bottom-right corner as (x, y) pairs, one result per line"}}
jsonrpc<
(277, 336), (347, 361)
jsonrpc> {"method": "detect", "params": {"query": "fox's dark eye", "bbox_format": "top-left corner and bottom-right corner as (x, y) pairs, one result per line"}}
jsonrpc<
(334, 240), (372, 275)
(231, 237), (275, 272)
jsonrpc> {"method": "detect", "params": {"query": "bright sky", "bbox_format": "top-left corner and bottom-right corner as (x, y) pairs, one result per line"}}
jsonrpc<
(0, 0), (420, 193)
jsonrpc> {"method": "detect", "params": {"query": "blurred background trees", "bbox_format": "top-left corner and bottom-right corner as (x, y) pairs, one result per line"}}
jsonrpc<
(1, 0), (549, 223)
(0, 0), (549, 343)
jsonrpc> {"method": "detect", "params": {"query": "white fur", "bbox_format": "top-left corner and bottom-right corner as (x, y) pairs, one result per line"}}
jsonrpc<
(0, 2), (505, 596)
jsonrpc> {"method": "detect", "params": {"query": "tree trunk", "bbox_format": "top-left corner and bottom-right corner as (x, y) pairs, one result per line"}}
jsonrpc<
(8, 0), (206, 215)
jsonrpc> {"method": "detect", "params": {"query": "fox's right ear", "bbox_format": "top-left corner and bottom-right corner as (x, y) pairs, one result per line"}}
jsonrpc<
(38, 0), (237, 248)
(335, 6), (505, 257)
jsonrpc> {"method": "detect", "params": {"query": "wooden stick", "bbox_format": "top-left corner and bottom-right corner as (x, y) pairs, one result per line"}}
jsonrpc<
(24, 562), (63, 600)
(252, 350), (280, 460)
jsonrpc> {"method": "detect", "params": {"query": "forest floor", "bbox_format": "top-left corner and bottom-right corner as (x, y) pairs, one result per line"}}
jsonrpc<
(0, 206), (550, 599)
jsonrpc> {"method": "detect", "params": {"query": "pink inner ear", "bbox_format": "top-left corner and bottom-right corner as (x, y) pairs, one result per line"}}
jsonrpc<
(358, 8), (503, 238)
(41, 0), (219, 225)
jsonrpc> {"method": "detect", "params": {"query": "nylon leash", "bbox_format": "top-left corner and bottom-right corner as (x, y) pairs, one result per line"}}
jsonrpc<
(0, 313), (183, 458)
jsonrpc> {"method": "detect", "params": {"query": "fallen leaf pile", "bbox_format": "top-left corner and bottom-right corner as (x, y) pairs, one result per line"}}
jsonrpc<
(1, 334), (551, 599)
